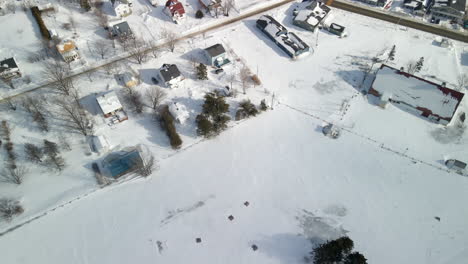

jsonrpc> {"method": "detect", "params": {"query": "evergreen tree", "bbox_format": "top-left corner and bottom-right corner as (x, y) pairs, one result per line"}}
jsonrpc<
(80, 0), (92, 11)
(197, 63), (208, 80)
(195, 9), (204, 19)
(344, 252), (368, 264)
(196, 92), (230, 138)
(196, 114), (214, 137)
(415, 57), (424, 73)
(312, 236), (355, 264)
(259, 99), (268, 111)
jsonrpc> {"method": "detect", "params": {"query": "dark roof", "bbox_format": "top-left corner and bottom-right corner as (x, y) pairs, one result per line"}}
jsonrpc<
(0, 57), (18, 73)
(160, 64), (181, 82)
(112, 21), (132, 36)
(433, 0), (466, 12)
(205, 44), (226, 57)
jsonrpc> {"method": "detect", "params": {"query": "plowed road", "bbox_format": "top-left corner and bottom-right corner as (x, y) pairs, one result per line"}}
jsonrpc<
(1, 0), (466, 102)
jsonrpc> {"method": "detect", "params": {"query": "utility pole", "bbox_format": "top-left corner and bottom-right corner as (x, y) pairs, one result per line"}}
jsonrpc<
(271, 92), (275, 110)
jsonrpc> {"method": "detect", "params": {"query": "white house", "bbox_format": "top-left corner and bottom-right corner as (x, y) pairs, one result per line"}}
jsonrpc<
(111, 0), (133, 18)
(91, 135), (111, 154)
(158, 64), (183, 88)
(56, 39), (80, 63)
(96, 91), (128, 123)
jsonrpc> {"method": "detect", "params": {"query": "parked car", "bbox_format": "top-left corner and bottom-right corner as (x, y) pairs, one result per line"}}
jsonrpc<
(151, 77), (159, 84)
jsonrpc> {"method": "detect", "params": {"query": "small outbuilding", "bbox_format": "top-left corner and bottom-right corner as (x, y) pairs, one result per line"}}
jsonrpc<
(0, 57), (21, 80)
(169, 102), (189, 124)
(445, 159), (467, 171)
(91, 135), (111, 154)
(204, 44), (230, 68)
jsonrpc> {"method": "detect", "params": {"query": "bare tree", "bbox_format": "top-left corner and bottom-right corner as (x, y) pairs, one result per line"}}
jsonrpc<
(3, 97), (17, 111)
(58, 134), (72, 151)
(103, 62), (118, 75)
(223, 0), (235, 16)
(0, 166), (27, 185)
(43, 139), (66, 171)
(147, 86), (167, 110)
(240, 66), (251, 94)
(93, 8), (108, 28)
(93, 39), (112, 59)
(457, 74), (468, 91)
(406, 61), (417, 74)
(124, 87), (144, 114)
(24, 143), (43, 163)
(42, 60), (75, 96)
(135, 152), (156, 177)
(22, 96), (49, 132)
(161, 29), (179, 52)
(55, 98), (94, 136)
(149, 42), (161, 59)
(84, 68), (95, 82)
(129, 37), (150, 64)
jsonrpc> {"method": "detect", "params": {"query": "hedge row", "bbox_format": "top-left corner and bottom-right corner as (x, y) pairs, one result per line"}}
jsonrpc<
(159, 105), (183, 149)
(31, 6), (51, 40)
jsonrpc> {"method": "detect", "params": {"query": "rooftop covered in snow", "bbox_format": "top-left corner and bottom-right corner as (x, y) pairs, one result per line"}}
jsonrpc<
(369, 64), (464, 125)
(96, 91), (124, 115)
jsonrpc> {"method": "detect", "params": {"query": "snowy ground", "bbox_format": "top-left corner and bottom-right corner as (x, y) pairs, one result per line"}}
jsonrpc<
(1, 1), (468, 264)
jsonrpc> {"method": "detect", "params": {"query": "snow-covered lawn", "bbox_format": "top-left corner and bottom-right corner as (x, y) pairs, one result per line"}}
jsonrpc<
(1, 1), (468, 264)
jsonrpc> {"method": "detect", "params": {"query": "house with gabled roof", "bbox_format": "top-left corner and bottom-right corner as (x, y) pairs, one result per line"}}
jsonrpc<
(0, 57), (21, 80)
(109, 21), (133, 40)
(111, 0), (133, 18)
(56, 39), (80, 63)
(368, 64), (465, 125)
(164, 0), (185, 23)
(204, 44), (230, 67)
(158, 64), (183, 88)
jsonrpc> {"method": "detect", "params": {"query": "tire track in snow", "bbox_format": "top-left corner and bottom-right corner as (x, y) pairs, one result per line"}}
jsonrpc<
(279, 102), (466, 177)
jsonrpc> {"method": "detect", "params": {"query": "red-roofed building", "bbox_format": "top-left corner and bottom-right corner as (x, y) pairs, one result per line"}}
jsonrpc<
(369, 64), (465, 125)
(164, 0), (185, 23)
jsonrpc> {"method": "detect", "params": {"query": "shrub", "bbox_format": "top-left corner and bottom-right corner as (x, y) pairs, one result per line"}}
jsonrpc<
(159, 105), (183, 149)
(312, 236), (360, 264)
(0, 198), (24, 221)
(80, 0), (92, 11)
(196, 63), (208, 80)
(195, 10), (204, 19)
(344, 252), (368, 264)
(259, 99), (268, 111)
(251, 74), (262, 86)
(31, 6), (51, 39)
(235, 100), (258, 120)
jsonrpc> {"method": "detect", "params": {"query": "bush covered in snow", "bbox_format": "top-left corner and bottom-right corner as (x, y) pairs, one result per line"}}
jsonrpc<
(235, 100), (258, 120)
(0, 198), (24, 222)
(159, 105), (183, 149)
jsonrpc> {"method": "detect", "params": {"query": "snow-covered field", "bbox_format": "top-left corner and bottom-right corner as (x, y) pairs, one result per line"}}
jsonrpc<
(1, 1), (468, 264)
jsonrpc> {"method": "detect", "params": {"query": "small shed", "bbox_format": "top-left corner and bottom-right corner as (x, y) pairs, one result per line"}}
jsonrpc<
(91, 135), (111, 154)
(121, 72), (138, 88)
(445, 159), (467, 171)
(204, 44), (230, 68)
(0, 57), (21, 80)
(169, 102), (189, 124)
(326, 23), (347, 38)
(322, 124), (340, 139)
